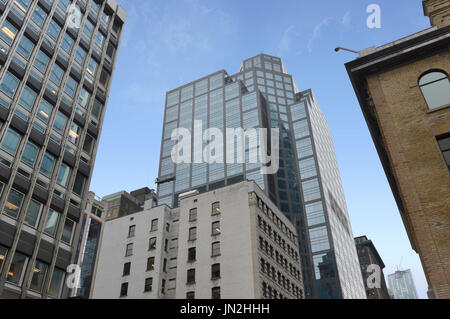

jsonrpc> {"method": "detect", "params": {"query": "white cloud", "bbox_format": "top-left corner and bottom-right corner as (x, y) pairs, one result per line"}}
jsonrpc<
(277, 26), (300, 56)
(307, 18), (331, 53)
(342, 11), (351, 25)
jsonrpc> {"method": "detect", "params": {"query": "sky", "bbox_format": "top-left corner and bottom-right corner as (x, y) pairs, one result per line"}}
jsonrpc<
(90, 0), (432, 298)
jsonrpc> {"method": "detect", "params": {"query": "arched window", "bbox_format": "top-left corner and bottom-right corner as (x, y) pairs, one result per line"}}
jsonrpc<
(419, 71), (450, 110)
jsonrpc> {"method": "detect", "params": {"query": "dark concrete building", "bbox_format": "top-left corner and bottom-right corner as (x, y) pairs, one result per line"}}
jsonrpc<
(157, 54), (366, 299)
(0, 0), (125, 298)
(354, 236), (390, 299)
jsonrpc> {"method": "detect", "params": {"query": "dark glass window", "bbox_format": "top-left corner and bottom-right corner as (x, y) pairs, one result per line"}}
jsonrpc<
(187, 269), (195, 284)
(123, 262), (131, 276)
(211, 264), (220, 279)
(212, 287), (221, 299)
(147, 257), (155, 271)
(149, 237), (157, 250)
(120, 282), (128, 297)
(144, 278), (152, 292)
(437, 135), (450, 171)
(188, 247), (196, 262)
(128, 225), (136, 238)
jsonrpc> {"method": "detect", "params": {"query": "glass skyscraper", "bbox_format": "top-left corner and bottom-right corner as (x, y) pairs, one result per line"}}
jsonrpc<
(157, 54), (366, 299)
(388, 269), (419, 299)
(0, 0), (124, 298)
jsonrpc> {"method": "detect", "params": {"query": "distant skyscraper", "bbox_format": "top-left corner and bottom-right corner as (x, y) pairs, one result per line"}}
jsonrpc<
(0, 0), (125, 298)
(388, 270), (419, 299)
(156, 54), (366, 299)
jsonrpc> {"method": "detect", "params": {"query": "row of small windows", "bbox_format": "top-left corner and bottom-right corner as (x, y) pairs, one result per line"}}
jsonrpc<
(120, 278), (166, 297)
(260, 258), (302, 299)
(257, 215), (299, 262)
(0, 245), (66, 298)
(186, 287), (221, 300)
(255, 194), (297, 244)
(258, 236), (301, 281)
(261, 281), (302, 300)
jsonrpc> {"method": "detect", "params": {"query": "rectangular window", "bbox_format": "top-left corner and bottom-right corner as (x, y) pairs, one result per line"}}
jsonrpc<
(188, 247), (196, 262)
(78, 88), (90, 108)
(73, 171), (86, 196)
(64, 76), (77, 98)
(44, 209), (60, 236)
(49, 64), (64, 86)
(30, 260), (48, 292)
(151, 219), (158, 232)
(34, 50), (50, 73)
(1, 128), (21, 156)
(147, 257), (155, 271)
(437, 136), (450, 171)
(61, 33), (74, 53)
(125, 243), (133, 257)
(120, 282), (128, 297)
(123, 262), (131, 276)
(57, 163), (71, 187)
(189, 208), (197, 222)
(61, 218), (75, 244)
(212, 242), (221, 257)
(187, 269), (195, 284)
(211, 202), (221, 216)
(6, 252), (28, 285)
(188, 227), (197, 241)
(0, 72), (20, 98)
(19, 86), (37, 111)
(24, 200), (42, 228)
(68, 122), (81, 145)
(212, 221), (221, 236)
(211, 264), (220, 280)
(149, 237), (157, 250)
(4, 188), (24, 219)
(128, 225), (136, 238)
(91, 99), (103, 119)
(17, 36), (34, 60)
(53, 111), (68, 134)
(309, 226), (330, 253)
(31, 6), (47, 27)
(48, 268), (65, 298)
(0, 21), (18, 45)
(186, 292), (195, 299)
(212, 287), (221, 299)
(46, 20), (61, 41)
(36, 99), (52, 124)
(40, 152), (55, 177)
(144, 278), (152, 292)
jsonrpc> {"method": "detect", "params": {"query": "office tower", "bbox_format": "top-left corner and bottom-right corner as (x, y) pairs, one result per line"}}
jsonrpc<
(0, 0), (125, 299)
(157, 54), (366, 299)
(92, 181), (303, 299)
(69, 191), (104, 299)
(388, 270), (419, 299)
(354, 236), (390, 299)
(345, 0), (449, 299)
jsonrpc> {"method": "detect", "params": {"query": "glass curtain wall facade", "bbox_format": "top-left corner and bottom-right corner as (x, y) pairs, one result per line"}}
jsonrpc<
(0, 0), (125, 299)
(157, 54), (366, 299)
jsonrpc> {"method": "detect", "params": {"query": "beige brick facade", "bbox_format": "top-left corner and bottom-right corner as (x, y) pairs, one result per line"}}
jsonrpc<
(365, 50), (450, 298)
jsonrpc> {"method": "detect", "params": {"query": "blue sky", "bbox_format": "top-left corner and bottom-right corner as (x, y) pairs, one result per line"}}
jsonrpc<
(90, 0), (431, 298)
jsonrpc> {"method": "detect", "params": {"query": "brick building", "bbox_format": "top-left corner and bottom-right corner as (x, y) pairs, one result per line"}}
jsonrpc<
(345, 0), (450, 299)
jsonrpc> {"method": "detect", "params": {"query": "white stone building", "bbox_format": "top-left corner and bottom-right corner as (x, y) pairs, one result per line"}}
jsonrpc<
(92, 181), (303, 299)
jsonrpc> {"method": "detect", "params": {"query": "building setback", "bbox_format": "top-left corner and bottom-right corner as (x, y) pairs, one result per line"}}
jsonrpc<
(388, 270), (419, 300)
(92, 181), (304, 299)
(345, 0), (449, 299)
(156, 54), (366, 299)
(0, 0), (125, 299)
(354, 236), (390, 299)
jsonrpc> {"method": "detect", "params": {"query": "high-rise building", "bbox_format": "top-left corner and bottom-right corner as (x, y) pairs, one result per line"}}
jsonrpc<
(354, 236), (390, 299)
(156, 54), (366, 299)
(69, 191), (104, 299)
(0, 0), (125, 299)
(388, 270), (419, 299)
(345, 0), (449, 299)
(92, 181), (304, 299)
